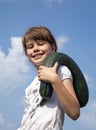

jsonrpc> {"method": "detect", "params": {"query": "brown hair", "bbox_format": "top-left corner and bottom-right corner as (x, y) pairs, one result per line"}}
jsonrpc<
(22, 26), (57, 54)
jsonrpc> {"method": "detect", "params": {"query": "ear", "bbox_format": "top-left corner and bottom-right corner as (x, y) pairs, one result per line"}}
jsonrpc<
(51, 43), (57, 52)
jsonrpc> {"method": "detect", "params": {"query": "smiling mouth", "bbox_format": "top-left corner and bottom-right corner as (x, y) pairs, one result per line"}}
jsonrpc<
(33, 53), (44, 59)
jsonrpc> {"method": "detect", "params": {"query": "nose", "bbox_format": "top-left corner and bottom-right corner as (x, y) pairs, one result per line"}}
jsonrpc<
(33, 44), (39, 53)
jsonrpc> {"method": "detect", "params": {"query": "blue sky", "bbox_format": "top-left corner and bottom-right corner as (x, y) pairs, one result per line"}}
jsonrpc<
(0, 0), (96, 130)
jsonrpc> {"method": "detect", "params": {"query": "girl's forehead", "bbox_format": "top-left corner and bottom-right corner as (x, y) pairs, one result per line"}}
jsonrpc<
(26, 39), (47, 45)
(26, 40), (36, 45)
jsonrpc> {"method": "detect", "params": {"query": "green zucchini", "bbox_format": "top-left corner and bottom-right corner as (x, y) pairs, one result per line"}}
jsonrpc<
(39, 52), (89, 107)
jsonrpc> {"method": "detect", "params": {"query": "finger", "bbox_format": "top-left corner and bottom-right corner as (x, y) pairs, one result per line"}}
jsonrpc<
(53, 62), (59, 71)
(38, 72), (41, 79)
(38, 65), (45, 69)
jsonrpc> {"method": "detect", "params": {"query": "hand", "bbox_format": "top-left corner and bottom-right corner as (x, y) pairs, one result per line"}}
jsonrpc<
(37, 62), (59, 84)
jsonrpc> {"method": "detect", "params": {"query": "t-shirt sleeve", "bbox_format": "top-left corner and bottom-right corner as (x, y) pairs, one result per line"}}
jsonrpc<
(57, 65), (73, 81)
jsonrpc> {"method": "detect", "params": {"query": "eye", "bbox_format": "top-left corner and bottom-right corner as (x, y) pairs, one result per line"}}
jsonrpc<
(38, 41), (45, 46)
(26, 44), (33, 49)
(39, 42), (44, 45)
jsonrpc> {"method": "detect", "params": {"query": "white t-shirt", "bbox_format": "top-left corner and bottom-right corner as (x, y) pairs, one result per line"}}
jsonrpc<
(17, 65), (73, 130)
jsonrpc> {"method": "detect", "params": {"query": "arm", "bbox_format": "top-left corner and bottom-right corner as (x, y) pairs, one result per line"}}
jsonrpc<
(52, 74), (80, 120)
(38, 62), (80, 120)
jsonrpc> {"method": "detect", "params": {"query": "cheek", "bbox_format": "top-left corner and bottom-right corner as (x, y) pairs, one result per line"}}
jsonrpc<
(26, 49), (31, 56)
(43, 44), (53, 52)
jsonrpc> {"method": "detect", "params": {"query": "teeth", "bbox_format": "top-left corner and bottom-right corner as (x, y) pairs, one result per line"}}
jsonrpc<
(33, 53), (43, 58)
(33, 54), (42, 58)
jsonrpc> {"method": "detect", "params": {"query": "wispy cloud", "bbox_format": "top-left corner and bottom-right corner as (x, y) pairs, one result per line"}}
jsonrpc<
(84, 72), (96, 101)
(0, 113), (15, 130)
(56, 35), (69, 49)
(77, 72), (96, 130)
(0, 37), (31, 95)
(84, 73), (94, 88)
(18, 96), (25, 107)
(0, 113), (4, 125)
(79, 100), (96, 130)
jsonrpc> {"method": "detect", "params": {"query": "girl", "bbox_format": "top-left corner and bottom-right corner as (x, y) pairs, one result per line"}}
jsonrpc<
(17, 26), (80, 130)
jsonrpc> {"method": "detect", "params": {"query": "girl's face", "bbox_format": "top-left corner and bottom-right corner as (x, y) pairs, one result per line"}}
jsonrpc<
(26, 40), (56, 67)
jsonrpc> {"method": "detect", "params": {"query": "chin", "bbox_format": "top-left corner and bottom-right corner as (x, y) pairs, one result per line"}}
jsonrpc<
(35, 62), (43, 68)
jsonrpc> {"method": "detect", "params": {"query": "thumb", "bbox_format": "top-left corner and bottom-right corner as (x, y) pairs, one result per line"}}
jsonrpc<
(53, 62), (59, 72)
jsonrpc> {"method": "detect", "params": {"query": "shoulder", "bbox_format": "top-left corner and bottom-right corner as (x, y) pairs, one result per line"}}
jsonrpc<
(25, 76), (39, 94)
(57, 65), (73, 81)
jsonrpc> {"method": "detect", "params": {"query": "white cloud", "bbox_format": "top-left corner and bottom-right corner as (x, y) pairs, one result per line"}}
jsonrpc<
(0, 113), (4, 125)
(78, 73), (96, 130)
(5, 122), (15, 130)
(84, 72), (96, 101)
(84, 73), (94, 88)
(18, 96), (25, 106)
(0, 113), (15, 130)
(56, 35), (69, 48)
(0, 37), (31, 95)
(79, 100), (96, 130)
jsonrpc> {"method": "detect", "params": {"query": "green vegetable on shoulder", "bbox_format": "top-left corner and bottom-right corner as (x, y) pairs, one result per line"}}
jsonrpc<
(39, 52), (89, 107)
